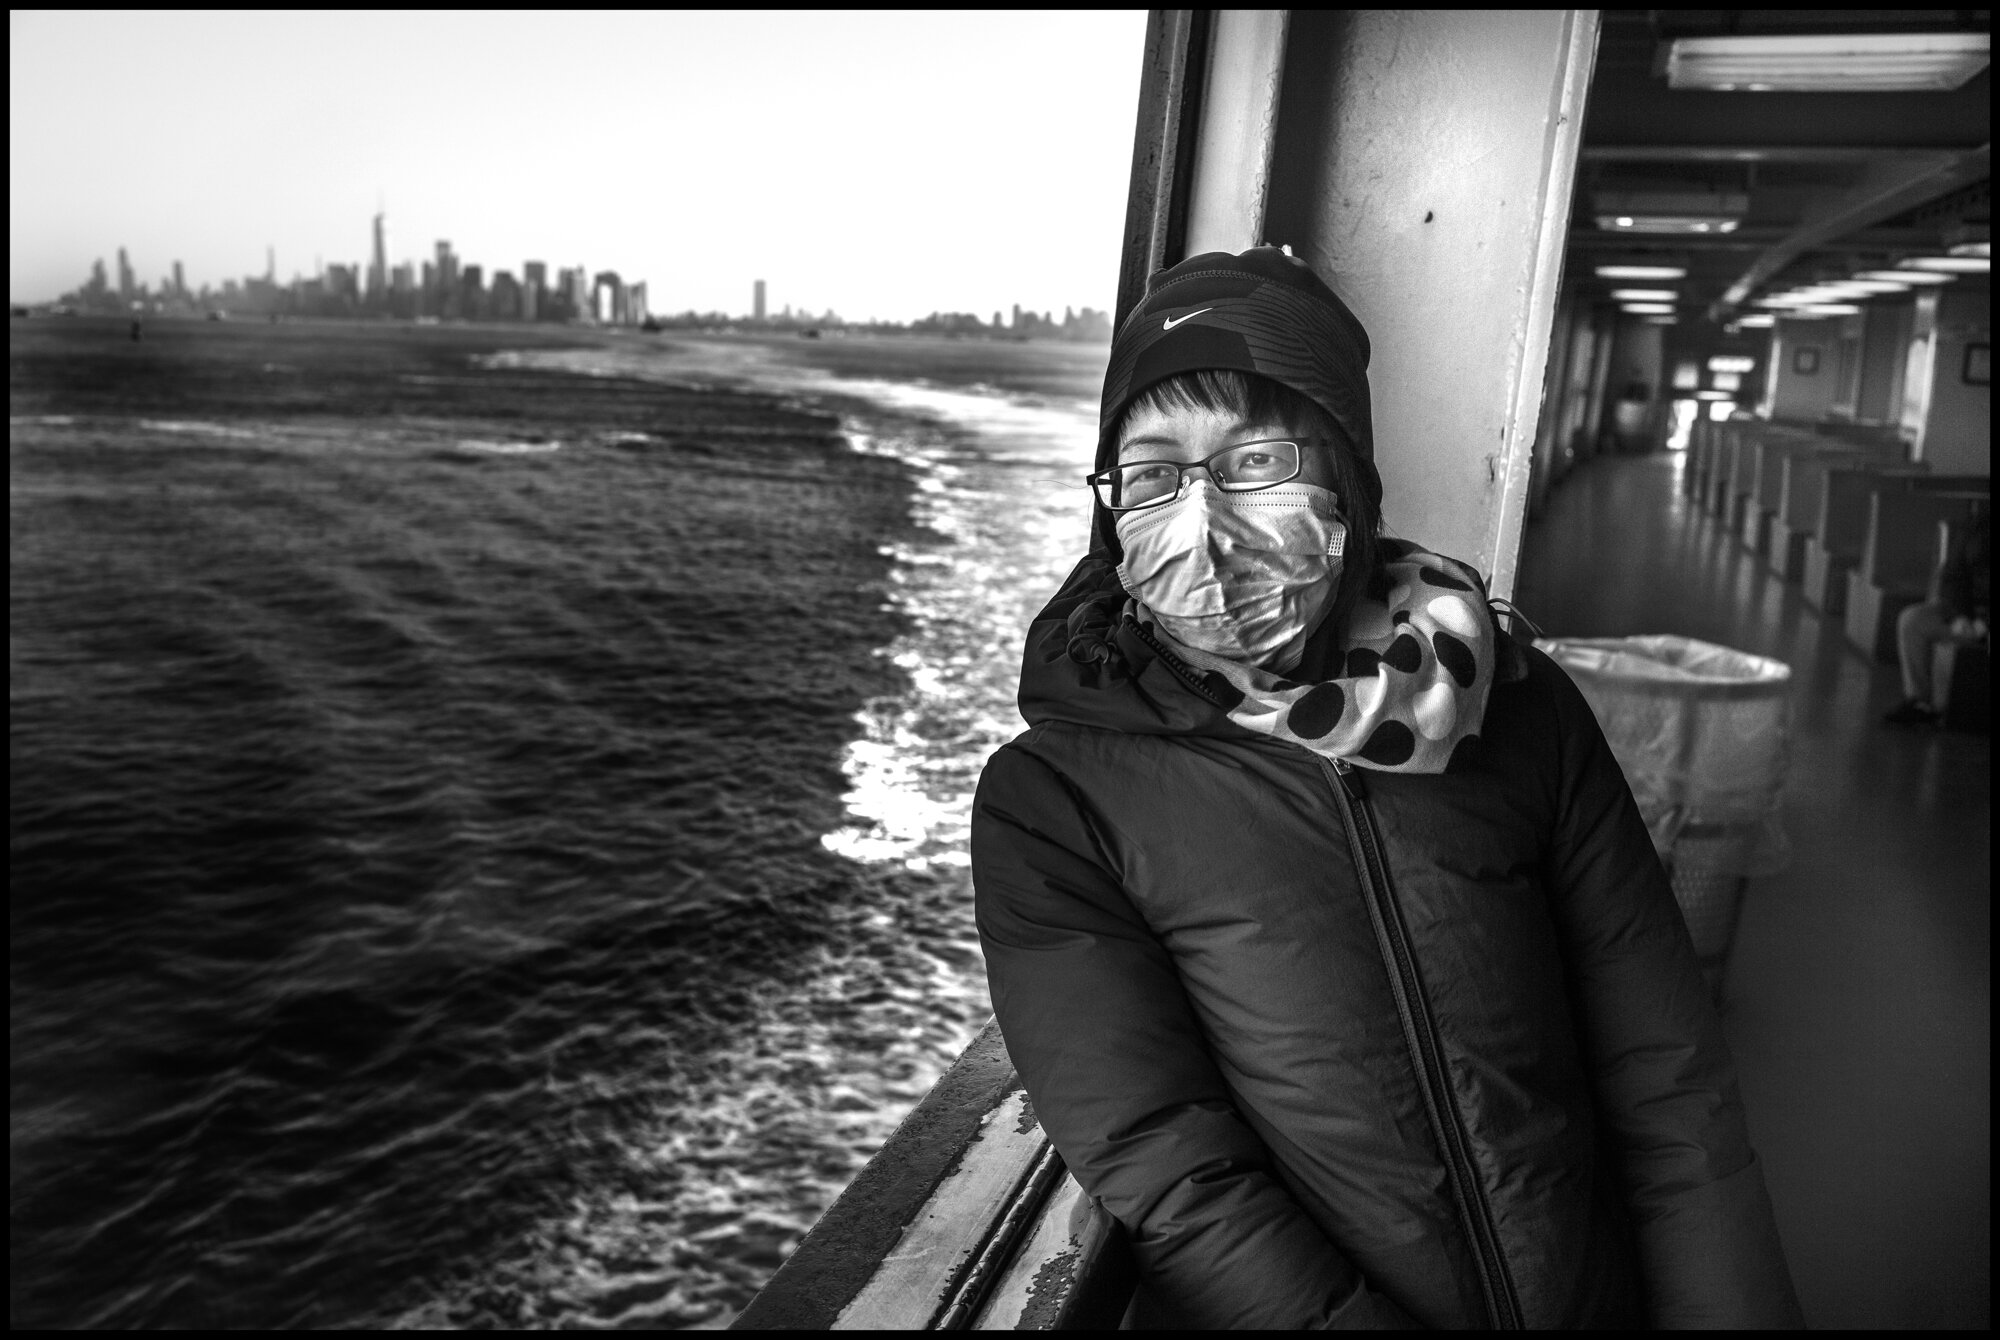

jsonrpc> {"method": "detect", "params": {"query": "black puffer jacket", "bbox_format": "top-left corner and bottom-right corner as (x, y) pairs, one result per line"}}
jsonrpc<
(971, 554), (1803, 1329)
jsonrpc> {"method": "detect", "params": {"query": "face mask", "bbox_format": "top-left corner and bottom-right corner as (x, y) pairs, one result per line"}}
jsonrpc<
(1114, 479), (1347, 670)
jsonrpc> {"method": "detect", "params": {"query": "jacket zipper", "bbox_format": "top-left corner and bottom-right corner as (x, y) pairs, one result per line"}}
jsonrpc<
(1128, 618), (1523, 1324)
(1125, 617), (1230, 707)
(1319, 757), (1523, 1330)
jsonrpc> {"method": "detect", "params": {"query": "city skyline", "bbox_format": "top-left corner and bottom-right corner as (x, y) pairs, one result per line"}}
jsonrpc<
(45, 208), (1114, 340)
(50, 217), (652, 326)
(9, 12), (1145, 322)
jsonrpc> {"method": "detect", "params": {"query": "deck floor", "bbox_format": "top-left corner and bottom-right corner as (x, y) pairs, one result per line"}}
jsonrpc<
(1514, 450), (1991, 1331)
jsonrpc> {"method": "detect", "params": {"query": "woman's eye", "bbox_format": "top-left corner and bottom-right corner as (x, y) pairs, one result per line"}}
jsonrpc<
(1129, 464), (1174, 483)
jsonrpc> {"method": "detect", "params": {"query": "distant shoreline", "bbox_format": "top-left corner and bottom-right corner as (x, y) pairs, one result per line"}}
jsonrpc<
(8, 307), (1113, 350)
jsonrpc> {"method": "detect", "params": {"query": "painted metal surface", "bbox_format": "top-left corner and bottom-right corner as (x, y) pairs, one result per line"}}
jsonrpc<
(832, 1090), (1050, 1328)
(1115, 10), (1210, 329)
(732, 1017), (1134, 1330)
(1264, 10), (1599, 599)
(1184, 10), (1290, 256)
(731, 1019), (1023, 1329)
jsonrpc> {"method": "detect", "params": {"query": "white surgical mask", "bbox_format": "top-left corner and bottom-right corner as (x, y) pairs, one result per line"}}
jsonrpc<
(1114, 479), (1346, 670)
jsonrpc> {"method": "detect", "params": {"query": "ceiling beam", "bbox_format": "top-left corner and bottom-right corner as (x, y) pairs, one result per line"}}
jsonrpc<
(1710, 142), (1991, 319)
(1579, 145), (1957, 165)
(1579, 69), (1990, 153)
(1567, 225), (1946, 252)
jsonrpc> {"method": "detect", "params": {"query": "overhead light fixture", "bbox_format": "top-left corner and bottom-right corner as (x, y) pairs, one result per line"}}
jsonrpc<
(1643, 315), (1679, 325)
(1801, 304), (1863, 316)
(1754, 296), (1813, 308)
(1948, 241), (1991, 259)
(1856, 268), (1952, 286)
(1594, 191), (1747, 235)
(1898, 255), (1991, 274)
(1736, 313), (1776, 328)
(1621, 302), (1676, 315)
(1661, 32), (1991, 93)
(1710, 372), (1744, 392)
(1694, 390), (1732, 400)
(1708, 355), (1756, 373)
(1610, 288), (1679, 301)
(1840, 279), (1914, 295)
(1595, 264), (1688, 280)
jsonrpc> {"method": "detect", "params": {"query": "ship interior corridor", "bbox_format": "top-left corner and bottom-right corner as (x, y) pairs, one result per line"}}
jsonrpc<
(1516, 450), (1990, 1331)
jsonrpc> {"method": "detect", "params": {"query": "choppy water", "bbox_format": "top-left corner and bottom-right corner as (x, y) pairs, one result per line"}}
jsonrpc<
(9, 321), (1102, 1328)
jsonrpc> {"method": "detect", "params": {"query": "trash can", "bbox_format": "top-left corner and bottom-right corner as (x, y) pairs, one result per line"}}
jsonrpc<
(1536, 636), (1791, 982)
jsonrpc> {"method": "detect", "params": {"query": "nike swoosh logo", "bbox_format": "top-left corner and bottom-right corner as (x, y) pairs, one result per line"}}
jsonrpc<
(1162, 308), (1213, 330)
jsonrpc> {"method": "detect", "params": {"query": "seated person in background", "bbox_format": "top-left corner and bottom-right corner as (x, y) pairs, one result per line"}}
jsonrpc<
(1885, 509), (1991, 726)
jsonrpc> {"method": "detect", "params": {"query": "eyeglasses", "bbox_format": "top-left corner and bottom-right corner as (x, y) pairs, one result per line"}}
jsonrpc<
(1088, 438), (1317, 511)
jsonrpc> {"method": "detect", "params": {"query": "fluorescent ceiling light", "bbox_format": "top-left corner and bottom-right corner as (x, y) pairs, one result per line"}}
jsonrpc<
(1694, 390), (1732, 400)
(1610, 288), (1679, 301)
(1598, 215), (1742, 234)
(1735, 314), (1776, 328)
(1663, 32), (1991, 92)
(1621, 302), (1676, 315)
(1594, 191), (1747, 235)
(1856, 269), (1952, 285)
(1948, 241), (1991, 259)
(1708, 355), (1756, 373)
(1710, 372), (1744, 392)
(1595, 264), (1688, 280)
(1643, 315), (1679, 325)
(1840, 280), (1913, 295)
(1898, 256), (1991, 274)
(1754, 296), (1813, 307)
(1801, 304), (1863, 316)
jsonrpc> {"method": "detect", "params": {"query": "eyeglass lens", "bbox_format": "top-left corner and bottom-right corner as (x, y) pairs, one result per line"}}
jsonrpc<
(1099, 440), (1300, 509)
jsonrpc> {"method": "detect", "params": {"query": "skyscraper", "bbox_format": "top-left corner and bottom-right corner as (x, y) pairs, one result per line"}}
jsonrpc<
(754, 279), (767, 322)
(434, 241), (459, 318)
(460, 264), (484, 321)
(522, 261), (546, 324)
(173, 261), (187, 297)
(560, 267), (591, 322)
(369, 211), (388, 303)
(116, 247), (135, 301)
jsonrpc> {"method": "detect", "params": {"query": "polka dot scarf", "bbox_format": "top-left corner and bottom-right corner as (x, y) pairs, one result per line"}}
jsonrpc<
(1133, 542), (1495, 774)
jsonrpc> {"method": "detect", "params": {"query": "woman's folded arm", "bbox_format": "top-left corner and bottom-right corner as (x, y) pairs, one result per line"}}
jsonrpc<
(1538, 657), (1803, 1329)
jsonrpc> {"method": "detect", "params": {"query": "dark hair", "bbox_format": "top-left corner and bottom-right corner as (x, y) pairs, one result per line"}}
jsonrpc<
(1112, 368), (1384, 649)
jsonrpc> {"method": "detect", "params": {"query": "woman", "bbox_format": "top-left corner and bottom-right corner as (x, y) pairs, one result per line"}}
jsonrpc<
(970, 246), (1802, 1328)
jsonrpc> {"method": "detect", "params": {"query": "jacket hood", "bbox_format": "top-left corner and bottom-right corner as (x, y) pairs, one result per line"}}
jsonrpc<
(1092, 246), (1379, 560)
(1018, 553), (1268, 740)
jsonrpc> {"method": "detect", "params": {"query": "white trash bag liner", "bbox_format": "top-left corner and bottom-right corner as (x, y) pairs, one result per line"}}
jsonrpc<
(1536, 635), (1791, 880)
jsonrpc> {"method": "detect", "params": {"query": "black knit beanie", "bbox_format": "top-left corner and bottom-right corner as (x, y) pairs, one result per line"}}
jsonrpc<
(1094, 246), (1379, 556)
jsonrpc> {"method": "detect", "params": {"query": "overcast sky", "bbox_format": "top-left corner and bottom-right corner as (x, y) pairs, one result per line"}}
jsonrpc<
(9, 10), (1146, 320)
